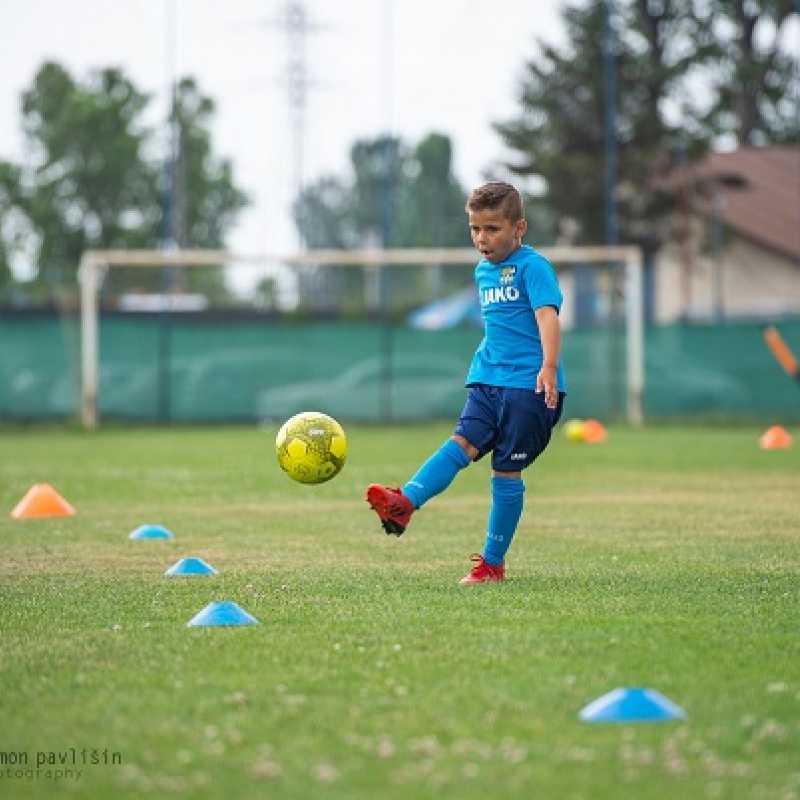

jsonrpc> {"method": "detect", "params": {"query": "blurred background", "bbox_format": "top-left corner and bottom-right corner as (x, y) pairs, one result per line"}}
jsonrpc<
(1, 0), (565, 262)
(1, 1), (799, 425)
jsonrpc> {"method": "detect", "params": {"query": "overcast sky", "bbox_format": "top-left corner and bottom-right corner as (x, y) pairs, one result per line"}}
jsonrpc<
(0, 0), (565, 255)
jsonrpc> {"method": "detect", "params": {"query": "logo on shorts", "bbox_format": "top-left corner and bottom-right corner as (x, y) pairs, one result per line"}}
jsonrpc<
(510, 452), (527, 460)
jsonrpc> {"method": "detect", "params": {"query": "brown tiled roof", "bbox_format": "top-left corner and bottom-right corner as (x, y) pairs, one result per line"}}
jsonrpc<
(687, 145), (799, 261)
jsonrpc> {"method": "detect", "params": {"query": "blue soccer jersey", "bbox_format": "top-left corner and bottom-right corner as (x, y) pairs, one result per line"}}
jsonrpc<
(465, 244), (566, 392)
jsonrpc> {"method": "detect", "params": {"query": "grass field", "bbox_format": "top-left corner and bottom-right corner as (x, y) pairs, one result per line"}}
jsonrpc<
(1, 423), (799, 800)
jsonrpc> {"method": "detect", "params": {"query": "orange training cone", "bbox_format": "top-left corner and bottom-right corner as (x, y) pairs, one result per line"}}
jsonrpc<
(759, 425), (792, 450)
(11, 484), (76, 518)
(582, 418), (608, 444)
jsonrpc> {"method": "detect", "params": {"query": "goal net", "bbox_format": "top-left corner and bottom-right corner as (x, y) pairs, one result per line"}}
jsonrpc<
(78, 246), (644, 428)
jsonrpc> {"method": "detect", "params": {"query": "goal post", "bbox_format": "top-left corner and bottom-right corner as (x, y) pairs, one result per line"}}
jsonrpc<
(78, 246), (644, 429)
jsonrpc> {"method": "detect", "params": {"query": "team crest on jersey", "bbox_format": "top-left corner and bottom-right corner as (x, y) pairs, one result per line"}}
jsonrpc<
(500, 266), (516, 285)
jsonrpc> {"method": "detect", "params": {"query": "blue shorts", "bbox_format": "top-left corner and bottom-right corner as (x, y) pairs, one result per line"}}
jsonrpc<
(454, 385), (565, 472)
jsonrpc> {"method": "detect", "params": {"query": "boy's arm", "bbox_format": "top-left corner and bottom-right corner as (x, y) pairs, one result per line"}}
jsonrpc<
(535, 304), (561, 410)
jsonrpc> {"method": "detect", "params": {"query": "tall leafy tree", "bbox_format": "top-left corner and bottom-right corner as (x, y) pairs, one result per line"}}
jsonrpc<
(399, 133), (470, 248)
(293, 175), (354, 249)
(169, 78), (248, 250)
(292, 132), (470, 313)
(0, 162), (23, 299)
(694, 0), (800, 145)
(0, 62), (248, 303)
(294, 132), (468, 250)
(1, 62), (158, 299)
(163, 78), (249, 299)
(495, 0), (799, 246)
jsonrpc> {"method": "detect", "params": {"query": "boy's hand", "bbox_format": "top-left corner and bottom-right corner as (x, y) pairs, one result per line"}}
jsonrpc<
(536, 364), (559, 410)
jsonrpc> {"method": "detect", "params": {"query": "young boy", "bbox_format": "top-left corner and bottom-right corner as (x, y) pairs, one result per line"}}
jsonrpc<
(366, 180), (566, 584)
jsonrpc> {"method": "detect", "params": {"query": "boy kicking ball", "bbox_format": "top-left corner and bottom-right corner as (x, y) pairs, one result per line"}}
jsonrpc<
(366, 180), (566, 584)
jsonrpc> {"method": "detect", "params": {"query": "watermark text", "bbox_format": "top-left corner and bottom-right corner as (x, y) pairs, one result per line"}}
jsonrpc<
(0, 748), (122, 783)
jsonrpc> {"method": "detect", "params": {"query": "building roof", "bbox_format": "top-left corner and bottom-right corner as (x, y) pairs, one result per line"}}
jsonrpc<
(687, 145), (800, 262)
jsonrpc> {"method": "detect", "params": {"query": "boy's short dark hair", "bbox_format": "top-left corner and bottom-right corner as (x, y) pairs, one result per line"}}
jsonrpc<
(466, 181), (524, 222)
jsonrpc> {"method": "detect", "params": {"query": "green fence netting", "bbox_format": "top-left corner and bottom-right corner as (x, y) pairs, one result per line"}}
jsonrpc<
(1, 312), (799, 423)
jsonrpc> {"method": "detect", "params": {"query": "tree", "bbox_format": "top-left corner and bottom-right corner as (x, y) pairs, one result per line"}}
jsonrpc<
(696, 0), (800, 145)
(0, 162), (23, 299)
(494, 0), (799, 246)
(0, 63), (159, 300)
(294, 175), (355, 249)
(496, 1), (713, 245)
(292, 132), (471, 314)
(294, 132), (468, 250)
(169, 78), (248, 250)
(0, 62), (248, 304)
(163, 78), (249, 299)
(400, 133), (470, 249)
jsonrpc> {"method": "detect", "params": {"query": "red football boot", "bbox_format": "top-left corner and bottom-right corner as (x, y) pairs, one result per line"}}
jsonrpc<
(459, 554), (506, 584)
(366, 484), (414, 536)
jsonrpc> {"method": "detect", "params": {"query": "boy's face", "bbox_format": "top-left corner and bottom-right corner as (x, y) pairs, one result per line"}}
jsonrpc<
(468, 207), (527, 264)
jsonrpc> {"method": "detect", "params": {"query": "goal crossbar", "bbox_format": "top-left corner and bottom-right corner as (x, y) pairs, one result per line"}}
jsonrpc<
(80, 246), (638, 268)
(78, 246), (644, 428)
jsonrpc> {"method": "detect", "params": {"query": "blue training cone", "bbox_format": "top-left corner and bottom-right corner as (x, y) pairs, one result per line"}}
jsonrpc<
(579, 687), (687, 723)
(165, 557), (218, 577)
(129, 524), (174, 540)
(187, 601), (259, 627)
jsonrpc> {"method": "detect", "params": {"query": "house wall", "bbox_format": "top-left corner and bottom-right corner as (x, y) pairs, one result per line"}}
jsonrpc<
(656, 221), (800, 322)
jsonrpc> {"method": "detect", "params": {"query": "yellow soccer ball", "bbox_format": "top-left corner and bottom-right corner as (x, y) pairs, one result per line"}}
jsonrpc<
(275, 411), (347, 484)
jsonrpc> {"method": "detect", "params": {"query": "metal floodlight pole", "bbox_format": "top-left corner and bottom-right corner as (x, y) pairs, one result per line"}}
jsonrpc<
(603, 0), (625, 419)
(378, 0), (394, 423)
(157, 0), (179, 424)
(796, 0), (800, 303)
(161, 0), (177, 252)
(603, 0), (619, 249)
(286, 0), (308, 236)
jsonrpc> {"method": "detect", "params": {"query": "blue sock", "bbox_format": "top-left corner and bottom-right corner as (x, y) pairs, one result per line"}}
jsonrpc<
(483, 476), (525, 565)
(402, 439), (471, 509)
